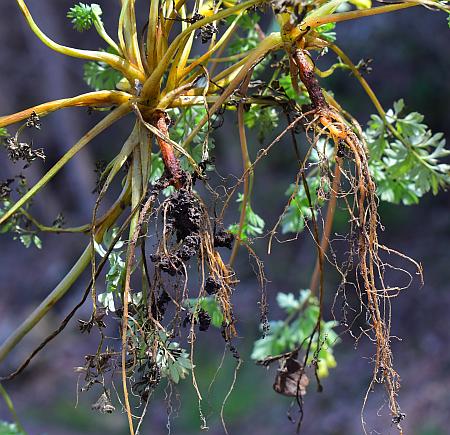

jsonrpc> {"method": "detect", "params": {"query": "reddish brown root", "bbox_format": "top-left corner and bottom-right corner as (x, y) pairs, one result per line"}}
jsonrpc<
(151, 109), (184, 189)
(292, 47), (405, 427)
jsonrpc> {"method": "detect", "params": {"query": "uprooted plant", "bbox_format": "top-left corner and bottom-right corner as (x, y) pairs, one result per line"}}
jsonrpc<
(1, 0), (449, 434)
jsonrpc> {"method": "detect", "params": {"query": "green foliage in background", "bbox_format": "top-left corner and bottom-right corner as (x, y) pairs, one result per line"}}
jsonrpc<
(366, 99), (450, 205)
(0, 422), (26, 435)
(83, 54), (123, 91)
(229, 193), (265, 241)
(252, 290), (339, 378)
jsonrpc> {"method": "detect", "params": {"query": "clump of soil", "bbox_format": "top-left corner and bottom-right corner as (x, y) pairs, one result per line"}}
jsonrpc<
(151, 188), (203, 275)
(166, 188), (201, 241)
(150, 253), (183, 276)
(151, 290), (171, 319)
(183, 308), (211, 332)
(214, 226), (234, 249)
(205, 276), (221, 295)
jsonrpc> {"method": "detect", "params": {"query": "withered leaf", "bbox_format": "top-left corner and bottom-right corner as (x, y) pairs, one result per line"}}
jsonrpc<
(91, 391), (115, 414)
(273, 357), (309, 397)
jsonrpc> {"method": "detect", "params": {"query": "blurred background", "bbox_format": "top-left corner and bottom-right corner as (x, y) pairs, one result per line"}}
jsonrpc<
(0, 1), (449, 434)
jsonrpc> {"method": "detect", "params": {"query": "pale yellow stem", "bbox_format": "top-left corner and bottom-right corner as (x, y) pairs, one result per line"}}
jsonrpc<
(16, 0), (144, 81)
(127, 0), (144, 70)
(303, 2), (417, 28)
(147, 0), (161, 71)
(182, 33), (283, 148)
(181, 15), (241, 79)
(0, 103), (131, 226)
(0, 91), (131, 127)
(141, 0), (266, 103)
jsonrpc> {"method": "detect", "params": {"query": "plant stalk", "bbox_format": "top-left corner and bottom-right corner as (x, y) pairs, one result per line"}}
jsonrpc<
(0, 246), (91, 363)
(0, 103), (130, 226)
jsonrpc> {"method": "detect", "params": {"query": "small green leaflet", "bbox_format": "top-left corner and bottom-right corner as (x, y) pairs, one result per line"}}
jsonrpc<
(17, 234), (42, 250)
(156, 336), (193, 384)
(278, 75), (311, 105)
(281, 176), (325, 234)
(68, 3), (123, 91)
(315, 22), (336, 42)
(229, 193), (265, 241)
(168, 106), (215, 170)
(244, 106), (279, 143)
(227, 13), (261, 56)
(95, 227), (126, 312)
(226, 12), (269, 78)
(0, 199), (43, 249)
(186, 296), (224, 328)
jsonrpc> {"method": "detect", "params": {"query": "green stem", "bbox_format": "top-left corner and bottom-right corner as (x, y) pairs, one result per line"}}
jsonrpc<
(330, 44), (386, 118)
(0, 383), (25, 432)
(0, 91), (131, 128)
(19, 209), (90, 233)
(303, 2), (417, 28)
(329, 44), (437, 172)
(16, 0), (144, 81)
(229, 72), (253, 267)
(0, 246), (91, 363)
(169, 95), (278, 107)
(93, 17), (122, 55)
(181, 14), (241, 79)
(315, 62), (349, 78)
(129, 146), (143, 238)
(0, 177), (131, 363)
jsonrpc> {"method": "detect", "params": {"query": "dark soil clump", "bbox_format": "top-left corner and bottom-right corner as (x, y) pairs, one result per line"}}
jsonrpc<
(214, 227), (234, 249)
(167, 189), (201, 241)
(205, 276), (221, 295)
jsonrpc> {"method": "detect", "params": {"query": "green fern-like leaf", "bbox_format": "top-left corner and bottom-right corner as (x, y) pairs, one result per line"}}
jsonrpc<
(244, 105), (279, 143)
(315, 22), (337, 42)
(229, 193), (265, 241)
(83, 58), (122, 91)
(366, 100), (450, 205)
(281, 176), (325, 234)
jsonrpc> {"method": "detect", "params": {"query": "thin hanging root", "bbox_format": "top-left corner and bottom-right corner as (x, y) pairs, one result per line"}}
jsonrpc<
(210, 248), (237, 338)
(121, 187), (161, 435)
(292, 48), (403, 424)
(309, 160), (342, 294)
(198, 205), (237, 338)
